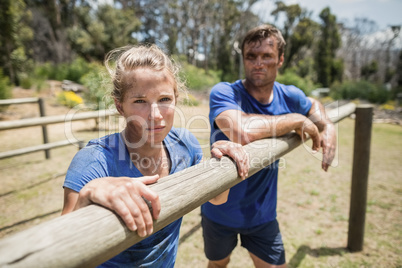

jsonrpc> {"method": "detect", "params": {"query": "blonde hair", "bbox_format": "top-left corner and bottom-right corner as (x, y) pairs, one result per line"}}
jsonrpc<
(104, 44), (185, 103)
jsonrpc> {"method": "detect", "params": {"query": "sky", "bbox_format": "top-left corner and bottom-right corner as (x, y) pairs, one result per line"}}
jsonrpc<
(253, 0), (402, 31)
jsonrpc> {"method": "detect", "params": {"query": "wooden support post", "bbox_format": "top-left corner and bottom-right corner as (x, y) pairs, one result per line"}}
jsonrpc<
(347, 105), (373, 252)
(38, 98), (50, 159)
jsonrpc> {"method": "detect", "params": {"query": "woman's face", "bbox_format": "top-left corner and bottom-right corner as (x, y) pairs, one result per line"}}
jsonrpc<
(116, 68), (176, 148)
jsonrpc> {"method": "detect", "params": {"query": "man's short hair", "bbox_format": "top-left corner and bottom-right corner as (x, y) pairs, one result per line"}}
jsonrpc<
(241, 25), (286, 58)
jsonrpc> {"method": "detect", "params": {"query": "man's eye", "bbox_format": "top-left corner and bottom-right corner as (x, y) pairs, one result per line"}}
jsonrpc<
(160, 97), (171, 102)
(134, 100), (146, 103)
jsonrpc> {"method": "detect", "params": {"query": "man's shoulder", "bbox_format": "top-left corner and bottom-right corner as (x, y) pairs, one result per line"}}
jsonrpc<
(274, 81), (307, 99)
(274, 81), (302, 92)
(210, 80), (243, 100)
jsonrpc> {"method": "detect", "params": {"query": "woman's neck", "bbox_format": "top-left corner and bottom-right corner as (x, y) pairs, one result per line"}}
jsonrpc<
(122, 130), (170, 177)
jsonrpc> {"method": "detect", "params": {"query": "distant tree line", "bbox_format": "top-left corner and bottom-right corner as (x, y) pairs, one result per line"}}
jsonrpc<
(0, 0), (401, 102)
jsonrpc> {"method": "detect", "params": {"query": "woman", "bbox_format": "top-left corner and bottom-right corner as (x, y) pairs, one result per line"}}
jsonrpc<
(62, 44), (249, 267)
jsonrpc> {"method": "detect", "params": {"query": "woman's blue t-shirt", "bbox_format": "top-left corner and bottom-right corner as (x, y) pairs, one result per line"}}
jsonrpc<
(202, 80), (311, 228)
(64, 127), (202, 267)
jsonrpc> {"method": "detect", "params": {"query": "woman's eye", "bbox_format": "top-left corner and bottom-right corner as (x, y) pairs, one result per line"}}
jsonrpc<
(160, 97), (171, 102)
(134, 100), (146, 103)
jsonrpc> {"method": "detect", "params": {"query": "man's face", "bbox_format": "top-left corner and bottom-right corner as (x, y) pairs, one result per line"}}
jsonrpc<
(243, 37), (284, 88)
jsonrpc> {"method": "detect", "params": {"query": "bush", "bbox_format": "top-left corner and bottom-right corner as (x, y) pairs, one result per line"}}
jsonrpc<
(178, 59), (221, 91)
(276, 70), (318, 96)
(34, 57), (92, 83)
(65, 57), (92, 82)
(179, 93), (200, 106)
(57, 91), (83, 108)
(330, 80), (390, 104)
(80, 63), (113, 110)
(0, 69), (12, 100)
(19, 73), (32, 89)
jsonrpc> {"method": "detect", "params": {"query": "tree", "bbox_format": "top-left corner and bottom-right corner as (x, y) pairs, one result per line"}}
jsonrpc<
(0, 0), (33, 84)
(361, 60), (378, 80)
(337, 18), (378, 81)
(68, 4), (140, 61)
(26, 0), (78, 64)
(315, 7), (342, 87)
(271, 2), (319, 74)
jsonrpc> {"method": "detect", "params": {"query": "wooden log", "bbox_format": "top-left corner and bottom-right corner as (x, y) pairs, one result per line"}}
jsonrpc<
(0, 103), (356, 268)
(347, 105), (373, 252)
(0, 139), (83, 160)
(0, 109), (119, 130)
(0, 97), (39, 106)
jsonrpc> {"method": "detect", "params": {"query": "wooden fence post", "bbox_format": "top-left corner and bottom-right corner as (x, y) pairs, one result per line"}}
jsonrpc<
(347, 104), (373, 252)
(38, 98), (50, 159)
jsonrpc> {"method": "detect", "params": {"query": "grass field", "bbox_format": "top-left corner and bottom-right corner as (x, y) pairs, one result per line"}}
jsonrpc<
(0, 88), (401, 267)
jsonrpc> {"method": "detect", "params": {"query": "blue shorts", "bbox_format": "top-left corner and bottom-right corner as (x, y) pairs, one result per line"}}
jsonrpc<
(201, 215), (285, 265)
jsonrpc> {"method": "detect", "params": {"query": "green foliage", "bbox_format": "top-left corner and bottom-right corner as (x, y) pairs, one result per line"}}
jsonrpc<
(0, 69), (12, 100)
(179, 60), (221, 91)
(179, 93), (200, 106)
(19, 74), (32, 89)
(0, 0), (33, 84)
(276, 70), (318, 96)
(68, 4), (140, 61)
(65, 57), (92, 82)
(361, 60), (378, 80)
(80, 63), (113, 110)
(315, 7), (342, 87)
(34, 57), (92, 83)
(330, 80), (390, 104)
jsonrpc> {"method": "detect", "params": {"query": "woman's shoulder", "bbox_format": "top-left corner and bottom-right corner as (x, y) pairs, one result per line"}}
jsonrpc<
(77, 133), (121, 161)
(167, 127), (196, 144)
(166, 127), (202, 167)
(87, 133), (120, 148)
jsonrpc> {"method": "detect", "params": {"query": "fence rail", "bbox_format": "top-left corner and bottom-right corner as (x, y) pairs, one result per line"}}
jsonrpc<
(0, 105), (118, 159)
(0, 139), (84, 160)
(0, 109), (118, 131)
(0, 97), (40, 106)
(0, 103), (367, 268)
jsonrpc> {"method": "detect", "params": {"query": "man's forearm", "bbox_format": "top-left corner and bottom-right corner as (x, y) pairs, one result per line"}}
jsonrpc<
(216, 110), (311, 145)
(307, 97), (334, 132)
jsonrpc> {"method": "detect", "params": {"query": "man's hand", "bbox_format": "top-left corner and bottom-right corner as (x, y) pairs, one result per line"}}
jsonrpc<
(75, 175), (161, 237)
(211, 140), (249, 180)
(320, 124), (337, 171)
(294, 117), (321, 153)
(307, 97), (337, 171)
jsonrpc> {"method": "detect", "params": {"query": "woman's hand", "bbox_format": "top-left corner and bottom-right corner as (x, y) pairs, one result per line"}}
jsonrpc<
(211, 140), (249, 179)
(75, 175), (161, 237)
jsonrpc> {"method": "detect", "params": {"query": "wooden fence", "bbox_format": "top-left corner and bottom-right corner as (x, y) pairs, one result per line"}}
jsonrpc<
(0, 102), (372, 267)
(0, 97), (51, 158)
(0, 99), (118, 159)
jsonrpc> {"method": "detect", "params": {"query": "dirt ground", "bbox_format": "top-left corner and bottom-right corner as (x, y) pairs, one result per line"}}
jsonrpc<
(0, 84), (401, 267)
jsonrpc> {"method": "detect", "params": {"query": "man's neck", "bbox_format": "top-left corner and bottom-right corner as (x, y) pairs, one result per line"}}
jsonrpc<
(242, 79), (274, 105)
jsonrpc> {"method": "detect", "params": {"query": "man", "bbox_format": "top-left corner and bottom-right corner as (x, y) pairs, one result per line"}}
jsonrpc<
(201, 24), (336, 268)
